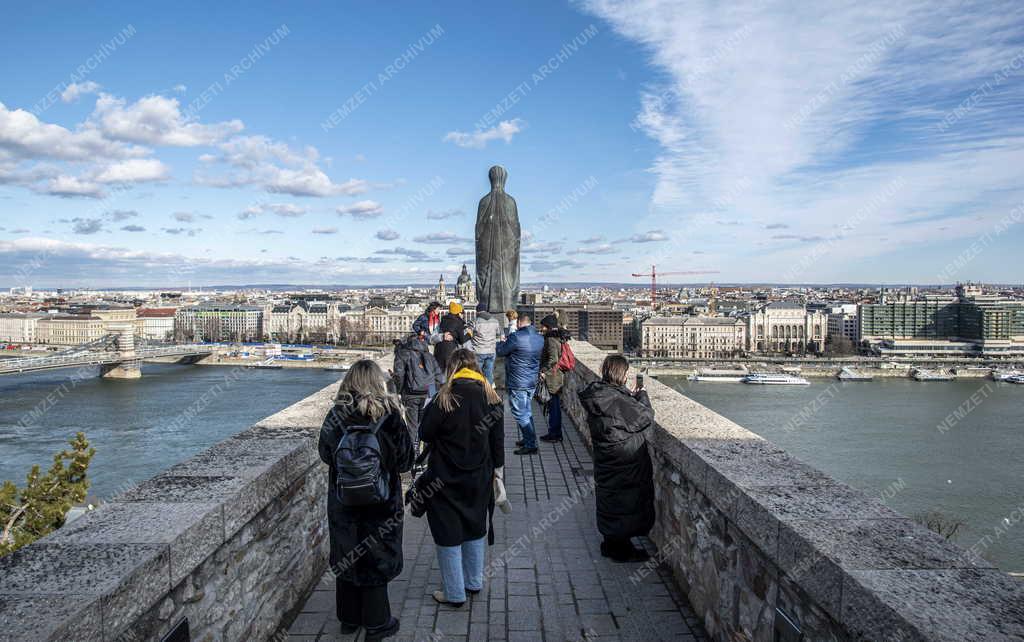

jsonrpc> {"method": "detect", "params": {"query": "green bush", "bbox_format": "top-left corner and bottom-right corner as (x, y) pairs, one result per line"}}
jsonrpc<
(0, 432), (95, 557)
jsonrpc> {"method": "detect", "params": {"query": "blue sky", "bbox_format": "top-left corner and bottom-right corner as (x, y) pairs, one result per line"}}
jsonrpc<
(1, 1), (1023, 287)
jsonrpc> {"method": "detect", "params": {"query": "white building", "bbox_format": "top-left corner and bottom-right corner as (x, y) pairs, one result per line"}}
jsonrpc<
(0, 313), (45, 344)
(641, 316), (746, 359)
(827, 311), (860, 343)
(174, 304), (263, 342)
(746, 302), (827, 354)
(136, 308), (177, 342)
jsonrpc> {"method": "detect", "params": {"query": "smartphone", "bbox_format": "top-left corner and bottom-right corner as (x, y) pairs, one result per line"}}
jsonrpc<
(636, 373), (644, 389)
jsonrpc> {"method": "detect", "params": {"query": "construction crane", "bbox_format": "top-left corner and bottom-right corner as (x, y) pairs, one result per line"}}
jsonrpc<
(631, 265), (719, 310)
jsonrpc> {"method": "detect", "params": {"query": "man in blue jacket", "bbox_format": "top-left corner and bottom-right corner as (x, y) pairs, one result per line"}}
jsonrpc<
(496, 313), (544, 455)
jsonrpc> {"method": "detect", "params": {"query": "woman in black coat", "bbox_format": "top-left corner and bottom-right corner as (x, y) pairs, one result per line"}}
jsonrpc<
(418, 348), (504, 607)
(318, 359), (413, 640)
(579, 354), (655, 563)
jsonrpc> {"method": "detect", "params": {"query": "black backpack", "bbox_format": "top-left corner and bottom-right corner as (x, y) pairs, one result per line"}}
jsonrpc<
(333, 416), (390, 506)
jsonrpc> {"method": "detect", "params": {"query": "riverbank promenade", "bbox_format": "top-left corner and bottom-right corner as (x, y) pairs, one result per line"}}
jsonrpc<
(285, 400), (707, 641)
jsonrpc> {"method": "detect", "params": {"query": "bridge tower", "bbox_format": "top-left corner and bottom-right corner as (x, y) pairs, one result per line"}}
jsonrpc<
(100, 323), (142, 379)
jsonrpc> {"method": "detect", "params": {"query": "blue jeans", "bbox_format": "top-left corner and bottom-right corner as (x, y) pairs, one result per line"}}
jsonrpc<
(545, 393), (562, 438)
(436, 536), (486, 603)
(478, 353), (496, 385)
(508, 388), (537, 449)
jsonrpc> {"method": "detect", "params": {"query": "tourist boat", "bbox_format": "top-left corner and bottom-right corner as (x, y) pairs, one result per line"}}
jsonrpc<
(991, 370), (1023, 382)
(1005, 374), (1024, 384)
(837, 366), (873, 381)
(323, 364), (348, 372)
(741, 373), (810, 385)
(687, 366), (748, 382)
(912, 369), (954, 381)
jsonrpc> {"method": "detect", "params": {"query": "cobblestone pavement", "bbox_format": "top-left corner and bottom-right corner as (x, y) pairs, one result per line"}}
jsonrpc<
(287, 401), (707, 641)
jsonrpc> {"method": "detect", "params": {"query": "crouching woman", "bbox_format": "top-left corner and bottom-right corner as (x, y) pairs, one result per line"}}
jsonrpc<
(318, 359), (413, 640)
(579, 354), (655, 563)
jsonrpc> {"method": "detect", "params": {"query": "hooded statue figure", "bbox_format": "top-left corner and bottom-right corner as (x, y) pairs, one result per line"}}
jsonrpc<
(475, 165), (521, 313)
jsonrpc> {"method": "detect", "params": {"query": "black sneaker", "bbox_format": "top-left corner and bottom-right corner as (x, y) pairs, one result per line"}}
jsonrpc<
(514, 446), (538, 455)
(365, 616), (400, 640)
(539, 434), (562, 443)
(515, 439), (524, 447)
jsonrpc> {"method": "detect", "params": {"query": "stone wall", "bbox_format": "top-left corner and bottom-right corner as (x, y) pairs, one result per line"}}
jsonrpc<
(0, 375), (346, 642)
(561, 341), (1024, 641)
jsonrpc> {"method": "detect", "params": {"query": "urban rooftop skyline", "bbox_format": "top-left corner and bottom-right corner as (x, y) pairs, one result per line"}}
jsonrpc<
(2, 2), (1024, 287)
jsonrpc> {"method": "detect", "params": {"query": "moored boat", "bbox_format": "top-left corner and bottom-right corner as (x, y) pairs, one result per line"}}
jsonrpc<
(742, 373), (810, 385)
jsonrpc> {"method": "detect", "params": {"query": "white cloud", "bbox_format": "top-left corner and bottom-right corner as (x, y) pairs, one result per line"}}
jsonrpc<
(93, 158), (169, 184)
(427, 208), (465, 219)
(199, 135), (368, 197)
(0, 101), (143, 161)
(45, 175), (104, 198)
(581, 0), (1024, 280)
(376, 229), (400, 240)
(338, 200), (384, 219)
(624, 230), (668, 243)
(61, 81), (101, 103)
(443, 119), (525, 149)
(89, 94), (243, 146)
(312, 227), (338, 234)
(414, 231), (471, 244)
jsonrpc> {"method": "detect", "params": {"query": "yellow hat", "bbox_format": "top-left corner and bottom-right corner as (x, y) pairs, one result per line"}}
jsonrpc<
(449, 301), (464, 314)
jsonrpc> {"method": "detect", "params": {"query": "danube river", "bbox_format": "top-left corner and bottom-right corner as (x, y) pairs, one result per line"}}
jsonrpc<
(662, 376), (1024, 573)
(0, 363), (342, 501)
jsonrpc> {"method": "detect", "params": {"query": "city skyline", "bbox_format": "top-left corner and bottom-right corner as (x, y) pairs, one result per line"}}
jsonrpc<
(2, 2), (1024, 287)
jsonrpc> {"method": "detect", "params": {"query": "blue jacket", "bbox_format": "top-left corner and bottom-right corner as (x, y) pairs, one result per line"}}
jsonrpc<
(496, 325), (544, 390)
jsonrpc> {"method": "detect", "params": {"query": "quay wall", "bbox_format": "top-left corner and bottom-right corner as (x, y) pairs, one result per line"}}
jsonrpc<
(561, 342), (1024, 641)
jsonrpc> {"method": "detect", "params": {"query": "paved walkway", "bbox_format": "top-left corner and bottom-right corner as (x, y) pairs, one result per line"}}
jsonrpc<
(287, 401), (707, 641)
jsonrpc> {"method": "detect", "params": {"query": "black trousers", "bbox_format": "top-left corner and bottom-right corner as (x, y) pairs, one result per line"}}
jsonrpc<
(401, 393), (427, 457)
(336, 579), (391, 629)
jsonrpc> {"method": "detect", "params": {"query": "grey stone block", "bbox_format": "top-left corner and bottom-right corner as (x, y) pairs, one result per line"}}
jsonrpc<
(779, 517), (995, 618)
(49, 500), (224, 585)
(841, 568), (1024, 641)
(0, 542), (169, 639)
(0, 593), (102, 642)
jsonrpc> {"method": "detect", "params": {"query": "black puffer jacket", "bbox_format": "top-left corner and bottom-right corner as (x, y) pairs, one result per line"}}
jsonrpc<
(578, 381), (655, 539)
(393, 334), (443, 395)
(318, 401), (414, 585)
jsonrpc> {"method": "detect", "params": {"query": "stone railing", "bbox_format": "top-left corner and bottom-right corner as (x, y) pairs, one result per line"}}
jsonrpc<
(560, 341), (1024, 641)
(0, 367), (358, 641)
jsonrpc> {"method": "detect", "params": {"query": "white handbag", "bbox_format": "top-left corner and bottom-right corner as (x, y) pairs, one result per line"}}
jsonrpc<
(493, 466), (511, 514)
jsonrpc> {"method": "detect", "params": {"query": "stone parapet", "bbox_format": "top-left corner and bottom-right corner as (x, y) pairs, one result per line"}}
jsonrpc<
(560, 341), (1024, 641)
(0, 361), (363, 641)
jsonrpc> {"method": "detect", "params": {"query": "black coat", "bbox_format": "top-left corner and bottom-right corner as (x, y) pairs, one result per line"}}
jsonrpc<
(579, 381), (655, 539)
(419, 379), (504, 547)
(318, 403), (414, 586)
(433, 314), (470, 372)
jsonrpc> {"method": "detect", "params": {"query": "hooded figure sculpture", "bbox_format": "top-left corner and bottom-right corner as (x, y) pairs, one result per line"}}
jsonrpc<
(475, 165), (520, 313)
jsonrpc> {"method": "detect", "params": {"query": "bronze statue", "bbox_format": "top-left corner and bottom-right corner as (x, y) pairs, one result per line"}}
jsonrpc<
(475, 165), (520, 313)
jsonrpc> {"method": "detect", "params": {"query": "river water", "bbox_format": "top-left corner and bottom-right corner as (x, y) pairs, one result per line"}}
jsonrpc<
(2, 364), (1020, 572)
(0, 363), (342, 502)
(661, 376), (1024, 573)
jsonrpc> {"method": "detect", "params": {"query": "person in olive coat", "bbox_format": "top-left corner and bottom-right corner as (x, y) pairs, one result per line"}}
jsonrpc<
(418, 349), (505, 606)
(579, 354), (655, 563)
(318, 359), (413, 640)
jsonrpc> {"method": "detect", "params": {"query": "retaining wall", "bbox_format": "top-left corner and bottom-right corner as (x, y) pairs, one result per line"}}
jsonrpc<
(560, 341), (1023, 641)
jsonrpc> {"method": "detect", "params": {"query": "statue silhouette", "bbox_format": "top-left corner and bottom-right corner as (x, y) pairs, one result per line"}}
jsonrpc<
(475, 165), (520, 313)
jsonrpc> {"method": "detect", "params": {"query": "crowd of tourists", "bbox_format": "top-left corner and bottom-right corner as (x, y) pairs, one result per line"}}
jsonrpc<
(315, 302), (657, 639)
